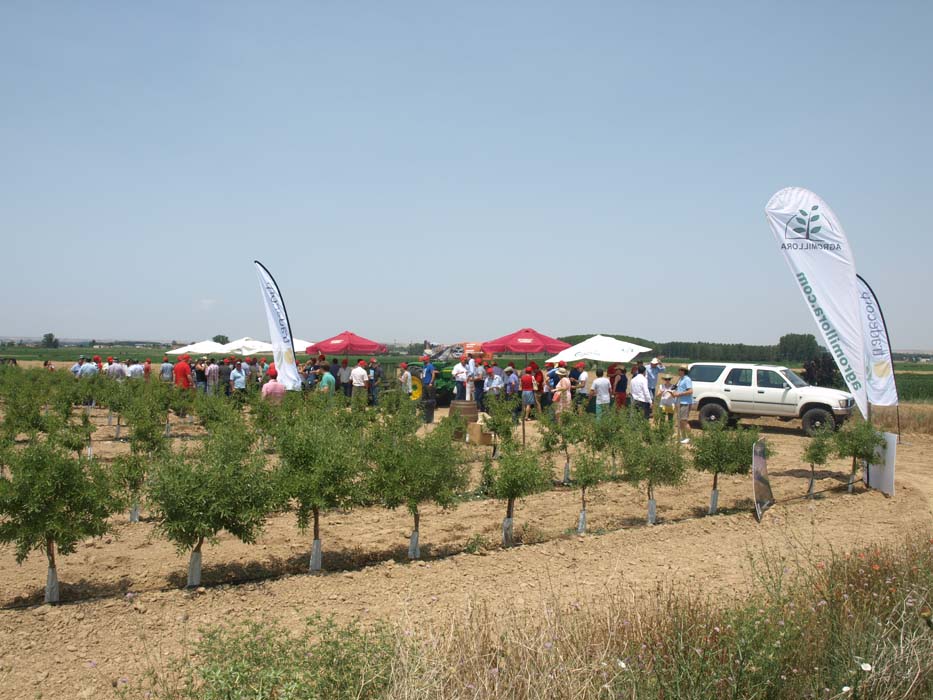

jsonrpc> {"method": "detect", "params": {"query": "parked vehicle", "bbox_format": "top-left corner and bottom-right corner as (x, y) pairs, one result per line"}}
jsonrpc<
(689, 362), (855, 435)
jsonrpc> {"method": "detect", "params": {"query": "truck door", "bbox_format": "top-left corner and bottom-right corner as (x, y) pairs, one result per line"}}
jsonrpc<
(722, 367), (756, 413)
(754, 369), (798, 416)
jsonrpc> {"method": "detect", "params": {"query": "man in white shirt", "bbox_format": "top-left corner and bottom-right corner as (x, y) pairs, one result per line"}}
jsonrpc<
(589, 368), (612, 419)
(398, 362), (412, 396)
(630, 366), (653, 419)
(573, 362), (590, 411)
(337, 360), (352, 397)
(451, 357), (468, 401)
(483, 366), (503, 400)
(349, 359), (369, 408)
(126, 359), (145, 379)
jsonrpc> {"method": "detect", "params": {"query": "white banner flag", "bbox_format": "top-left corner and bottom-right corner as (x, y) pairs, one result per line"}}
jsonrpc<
(856, 275), (898, 406)
(765, 187), (867, 417)
(254, 261), (302, 391)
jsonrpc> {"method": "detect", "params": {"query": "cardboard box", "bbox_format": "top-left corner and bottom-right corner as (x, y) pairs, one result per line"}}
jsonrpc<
(467, 421), (494, 446)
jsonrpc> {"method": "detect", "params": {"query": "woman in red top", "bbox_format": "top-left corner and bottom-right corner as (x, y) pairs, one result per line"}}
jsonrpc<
(520, 367), (536, 420)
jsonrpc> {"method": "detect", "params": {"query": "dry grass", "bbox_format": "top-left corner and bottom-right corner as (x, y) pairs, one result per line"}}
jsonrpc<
(871, 403), (933, 436)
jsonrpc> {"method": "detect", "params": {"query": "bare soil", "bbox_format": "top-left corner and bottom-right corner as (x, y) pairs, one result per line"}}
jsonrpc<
(0, 408), (931, 699)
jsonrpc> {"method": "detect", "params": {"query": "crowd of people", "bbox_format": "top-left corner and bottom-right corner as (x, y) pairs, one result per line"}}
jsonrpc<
(446, 354), (694, 443)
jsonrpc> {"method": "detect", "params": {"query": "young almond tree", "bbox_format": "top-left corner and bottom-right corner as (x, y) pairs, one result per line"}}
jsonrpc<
(539, 411), (587, 485)
(802, 426), (834, 498)
(692, 422), (761, 515)
(277, 404), (365, 571)
(0, 441), (118, 603)
(483, 394), (516, 459)
(835, 420), (886, 493)
(370, 416), (468, 559)
(147, 418), (277, 587)
(618, 413), (687, 525)
(572, 450), (610, 534)
(489, 445), (552, 546)
(119, 385), (169, 522)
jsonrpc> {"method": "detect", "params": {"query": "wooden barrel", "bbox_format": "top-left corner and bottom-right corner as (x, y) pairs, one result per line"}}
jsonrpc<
(449, 400), (479, 423)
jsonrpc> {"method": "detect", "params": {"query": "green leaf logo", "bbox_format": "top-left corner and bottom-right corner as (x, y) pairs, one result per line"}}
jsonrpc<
(799, 209), (809, 217)
(811, 205), (818, 211)
(810, 226), (822, 235)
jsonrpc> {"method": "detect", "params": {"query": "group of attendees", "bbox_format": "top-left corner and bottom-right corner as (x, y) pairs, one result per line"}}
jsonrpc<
(450, 354), (694, 443)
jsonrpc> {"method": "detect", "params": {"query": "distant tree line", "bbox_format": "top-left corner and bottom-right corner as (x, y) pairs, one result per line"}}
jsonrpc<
(559, 333), (824, 363)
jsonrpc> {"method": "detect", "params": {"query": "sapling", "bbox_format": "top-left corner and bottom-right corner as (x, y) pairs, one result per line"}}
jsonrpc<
(369, 416), (467, 559)
(276, 404), (364, 571)
(147, 419), (277, 587)
(489, 445), (551, 546)
(692, 422), (760, 514)
(0, 441), (117, 603)
(483, 394), (516, 459)
(617, 414), (687, 525)
(835, 420), (886, 494)
(572, 450), (609, 534)
(539, 412), (586, 485)
(802, 426), (834, 497)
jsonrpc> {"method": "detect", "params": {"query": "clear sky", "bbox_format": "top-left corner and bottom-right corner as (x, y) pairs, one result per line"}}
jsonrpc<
(2, 1), (930, 349)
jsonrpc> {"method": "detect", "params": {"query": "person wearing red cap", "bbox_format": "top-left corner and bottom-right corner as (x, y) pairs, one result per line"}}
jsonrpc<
(218, 357), (233, 395)
(572, 362), (590, 412)
(143, 358), (152, 381)
(368, 358), (383, 407)
(350, 359), (369, 409)
(398, 362), (412, 396)
(260, 367), (285, 405)
(173, 354), (192, 390)
(531, 362), (546, 414)
(421, 355), (437, 403)
(612, 365), (628, 408)
(483, 365), (503, 400)
(472, 359), (487, 411)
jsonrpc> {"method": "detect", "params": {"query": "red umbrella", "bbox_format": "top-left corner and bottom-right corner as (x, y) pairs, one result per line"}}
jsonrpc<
(304, 330), (387, 356)
(481, 328), (570, 355)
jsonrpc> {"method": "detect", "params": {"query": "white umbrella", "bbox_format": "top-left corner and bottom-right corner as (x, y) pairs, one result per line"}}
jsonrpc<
(167, 340), (228, 355)
(546, 334), (652, 365)
(292, 339), (315, 354)
(220, 337), (274, 355)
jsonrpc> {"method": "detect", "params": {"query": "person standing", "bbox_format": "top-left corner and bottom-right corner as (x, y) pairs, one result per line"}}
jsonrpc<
(657, 373), (676, 424)
(206, 358), (219, 394)
(646, 357), (666, 398)
(218, 358), (233, 396)
(472, 360), (486, 412)
(483, 366), (503, 400)
(229, 360), (248, 402)
(143, 358), (152, 381)
(173, 355), (192, 390)
(421, 355), (437, 402)
(338, 359), (352, 398)
(79, 357), (99, 379)
(70, 356), (85, 377)
(613, 365), (628, 409)
(329, 358), (340, 392)
(672, 365), (694, 443)
(573, 362), (590, 412)
(261, 371), (286, 404)
(398, 362), (412, 397)
(630, 366), (652, 420)
(127, 359), (145, 380)
(368, 358), (383, 406)
(160, 357), (174, 382)
(520, 367), (536, 421)
(590, 368), (612, 419)
(194, 358), (208, 393)
(452, 356), (468, 401)
(317, 365), (336, 398)
(107, 358), (127, 381)
(551, 367), (572, 417)
(350, 359), (369, 409)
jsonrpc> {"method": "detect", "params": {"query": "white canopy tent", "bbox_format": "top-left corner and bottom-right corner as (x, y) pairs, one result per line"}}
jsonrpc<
(292, 339), (315, 354)
(219, 337), (274, 355)
(546, 334), (652, 365)
(167, 340), (228, 356)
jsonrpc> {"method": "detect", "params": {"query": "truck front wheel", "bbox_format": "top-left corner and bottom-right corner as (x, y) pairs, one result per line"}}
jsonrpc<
(699, 402), (728, 427)
(802, 407), (835, 436)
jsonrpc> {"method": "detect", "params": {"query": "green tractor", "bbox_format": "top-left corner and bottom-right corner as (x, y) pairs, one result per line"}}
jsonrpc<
(407, 361), (456, 405)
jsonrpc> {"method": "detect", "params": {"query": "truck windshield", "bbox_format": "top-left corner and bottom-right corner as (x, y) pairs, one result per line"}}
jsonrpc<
(782, 369), (808, 388)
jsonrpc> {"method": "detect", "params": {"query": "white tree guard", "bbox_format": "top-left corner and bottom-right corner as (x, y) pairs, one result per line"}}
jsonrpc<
(129, 503), (140, 523)
(647, 499), (657, 525)
(187, 550), (202, 587)
(501, 517), (514, 547)
(709, 489), (719, 515)
(577, 509), (587, 534)
(45, 566), (59, 604)
(310, 539), (322, 572)
(408, 531), (420, 560)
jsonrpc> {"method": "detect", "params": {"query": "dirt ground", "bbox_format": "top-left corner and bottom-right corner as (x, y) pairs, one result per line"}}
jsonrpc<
(0, 407), (931, 699)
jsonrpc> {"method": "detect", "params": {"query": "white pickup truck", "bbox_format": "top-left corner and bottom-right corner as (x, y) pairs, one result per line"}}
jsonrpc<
(689, 362), (855, 435)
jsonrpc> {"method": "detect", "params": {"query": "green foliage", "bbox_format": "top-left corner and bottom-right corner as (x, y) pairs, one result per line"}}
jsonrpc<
(124, 384), (169, 456)
(369, 416), (468, 519)
(489, 445), (551, 504)
(483, 394), (516, 445)
(212, 334), (230, 345)
(193, 391), (237, 429)
(539, 411), (587, 460)
(166, 615), (395, 700)
(835, 420), (886, 465)
(692, 421), (760, 478)
(573, 450), (610, 491)
(616, 414), (687, 496)
(147, 419), (277, 552)
(803, 425), (834, 467)
(0, 440), (117, 564)
(276, 403), (366, 532)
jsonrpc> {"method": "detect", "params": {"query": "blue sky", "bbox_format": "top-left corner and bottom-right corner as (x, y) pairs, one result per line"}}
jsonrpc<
(1, 1), (930, 348)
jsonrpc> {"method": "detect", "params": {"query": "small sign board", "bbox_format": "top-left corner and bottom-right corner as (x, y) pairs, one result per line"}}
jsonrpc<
(862, 431), (897, 497)
(752, 438), (775, 522)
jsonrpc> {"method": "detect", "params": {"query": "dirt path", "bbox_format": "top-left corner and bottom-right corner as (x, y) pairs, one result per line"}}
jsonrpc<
(0, 421), (931, 699)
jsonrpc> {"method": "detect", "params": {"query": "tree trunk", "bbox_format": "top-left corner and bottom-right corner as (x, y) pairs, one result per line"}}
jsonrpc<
(408, 509), (421, 560)
(709, 471), (719, 515)
(310, 506), (322, 572)
(107, 411), (113, 426)
(562, 450), (571, 485)
(45, 538), (59, 604)
(502, 498), (515, 547)
(848, 457), (857, 494)
(807, 464), (816, 498)
(187, 537), (203, 588)
(114, 416), (121, 441)
(647, 483), (657, 525)
(164, 418), (171, 437)
(129, 501), (140, 523)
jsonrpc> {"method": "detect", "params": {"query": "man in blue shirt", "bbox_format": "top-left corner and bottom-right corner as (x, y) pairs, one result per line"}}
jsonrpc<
(421, 355), (436, 401)
(230, 361), (248, 402)
(646, 357), (666, 397)
(79, 360), (99, 378)
(71, 357), (85, 377)
(672, 365), (693, 444)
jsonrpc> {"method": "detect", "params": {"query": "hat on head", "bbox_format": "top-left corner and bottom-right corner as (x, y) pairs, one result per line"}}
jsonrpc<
(662, 373), (673, 380)
(486, 367), (493, 374)
(504, 367), (514, 373)
(162, 357), (168, 362)
(267, 367), (278, 378)
(525, 367), (532, 374)
(650, 357), (660, 365)
(460, 355), (467, 362)
(558, 360), (567, 367)
(679, 365), (689, 372)
(399, 362), (408, 369)
(545, 362), (554, 368)
(370, 357), (376, 363)
(224, 358), (230, 364)
(575, 361), (586, 369)
(420, 355), (429, 361)
(358, 360), (366, 366)
(556, 367), (569, 377)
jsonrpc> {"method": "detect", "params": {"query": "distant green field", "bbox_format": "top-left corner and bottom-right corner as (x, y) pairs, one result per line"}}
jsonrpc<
(0, 345), (171, 363)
